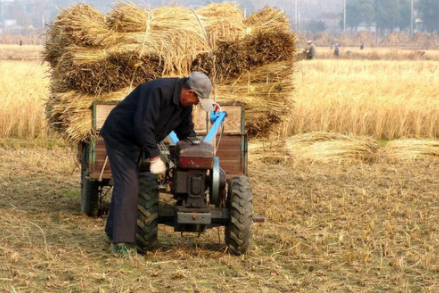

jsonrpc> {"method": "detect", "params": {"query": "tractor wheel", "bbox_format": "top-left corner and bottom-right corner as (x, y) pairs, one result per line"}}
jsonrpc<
(225, 176), (253, 255)
(80, 146), (100, 217)
(136, 171), (159, 252)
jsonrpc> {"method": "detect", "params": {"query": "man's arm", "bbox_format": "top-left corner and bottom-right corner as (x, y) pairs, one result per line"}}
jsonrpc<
(174, 106), (196, 140)
(134, 87), (162, 158)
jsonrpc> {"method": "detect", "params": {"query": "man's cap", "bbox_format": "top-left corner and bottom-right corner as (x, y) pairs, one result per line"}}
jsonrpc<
(307, 40), (312, 44)
(187, 71), (213, 112)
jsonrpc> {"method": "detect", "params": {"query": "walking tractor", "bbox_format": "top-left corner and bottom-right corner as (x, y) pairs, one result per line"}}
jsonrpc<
(80, 102), (263, 255)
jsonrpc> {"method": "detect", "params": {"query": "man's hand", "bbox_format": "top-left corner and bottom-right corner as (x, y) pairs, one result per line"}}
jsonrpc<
(150, 157), (166, 174)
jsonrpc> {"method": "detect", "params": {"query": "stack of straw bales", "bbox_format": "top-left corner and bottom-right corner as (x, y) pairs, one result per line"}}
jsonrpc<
(44, 3), (296, 143)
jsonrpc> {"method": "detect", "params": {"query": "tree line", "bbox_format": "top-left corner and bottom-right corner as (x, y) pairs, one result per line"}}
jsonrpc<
(345, 0), (439, 34)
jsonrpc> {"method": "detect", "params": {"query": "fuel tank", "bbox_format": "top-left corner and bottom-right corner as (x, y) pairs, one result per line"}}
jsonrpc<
(176, 140), (214, 169)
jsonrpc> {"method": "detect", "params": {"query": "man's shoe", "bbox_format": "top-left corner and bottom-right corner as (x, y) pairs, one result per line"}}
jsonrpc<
(112, 243), (137, 257)
(105, 234), (113, 244)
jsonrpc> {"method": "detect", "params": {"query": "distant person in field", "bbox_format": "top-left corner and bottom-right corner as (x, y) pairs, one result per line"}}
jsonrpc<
(306, 40), (316, 60)
(335, 44), (340, 57)
(360, 41), (364, 50)
(19, 40), (22, 46)
(100, 72), (213, 256)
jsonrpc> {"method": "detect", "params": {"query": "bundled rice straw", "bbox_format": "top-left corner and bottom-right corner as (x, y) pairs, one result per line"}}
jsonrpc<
(384, 139), (439, 160)
(106, 3), (149, 32)
(48, 60), (294, 141)
(192, 30), (296, 81)
(44, 3), (297, 143)
(286, 132), (379, 163)
(55, 46), (164, 94)
(45, 93), (95, 142)
(195, 2), (244, 49)
(191, 5), (295, 81)
(243, 6), (291, 36)
(43, 4), (109, 63)
(45, 4), (210, 80)
(215, 61), (294, 135)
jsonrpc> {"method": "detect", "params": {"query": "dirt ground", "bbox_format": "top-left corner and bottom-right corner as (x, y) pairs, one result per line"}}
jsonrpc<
(1, 142), (438, 293)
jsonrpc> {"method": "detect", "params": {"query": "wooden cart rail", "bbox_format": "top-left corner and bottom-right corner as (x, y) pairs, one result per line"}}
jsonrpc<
(87, 102), (248, 181)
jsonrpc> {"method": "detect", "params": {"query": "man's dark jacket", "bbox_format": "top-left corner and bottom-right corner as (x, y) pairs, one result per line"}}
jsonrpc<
(100, 77), (195, 158)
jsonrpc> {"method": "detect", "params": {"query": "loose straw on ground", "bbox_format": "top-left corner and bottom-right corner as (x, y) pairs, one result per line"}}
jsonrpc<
(384, 139), (439, 160)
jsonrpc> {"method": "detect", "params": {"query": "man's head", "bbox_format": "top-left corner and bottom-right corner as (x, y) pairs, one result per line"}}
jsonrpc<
(180, 72), (213, 112)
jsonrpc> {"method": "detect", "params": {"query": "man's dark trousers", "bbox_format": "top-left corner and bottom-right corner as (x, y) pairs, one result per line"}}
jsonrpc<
(104, 141), (140, 244)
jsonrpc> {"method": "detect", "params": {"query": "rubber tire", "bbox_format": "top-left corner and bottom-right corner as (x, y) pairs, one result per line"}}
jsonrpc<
(80, 146), (100, 217)
(136, 172), (159, 252)
(225, 176), (253, 255)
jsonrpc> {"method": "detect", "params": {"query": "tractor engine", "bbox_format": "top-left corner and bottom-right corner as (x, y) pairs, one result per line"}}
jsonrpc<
(171, 139), (226, 232)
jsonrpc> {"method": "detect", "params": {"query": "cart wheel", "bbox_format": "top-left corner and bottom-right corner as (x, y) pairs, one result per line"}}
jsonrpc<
(136, 172), (159, 252)
(225, 176), (253, 255)
(80, 146), (99, 217)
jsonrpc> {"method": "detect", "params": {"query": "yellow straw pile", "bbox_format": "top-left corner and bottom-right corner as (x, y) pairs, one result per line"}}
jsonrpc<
(286, 132), (379, 163)
(384, 139), (439, 160)
(44, 3), (296, 143)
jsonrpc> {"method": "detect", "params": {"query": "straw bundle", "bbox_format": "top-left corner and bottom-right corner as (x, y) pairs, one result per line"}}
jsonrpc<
(106, 3), (148, 32)
(44, 4), (209, 78)
(195, 2), (244, 49)
(44, 3), (296, 143)
(285, 132), (379, 163)
(192, 28), (296, 81)
(43, 4), (110, 68)
(47, 4), (108, 46)
(55, 46), (164, 94)
(106, 6), (210, 75)
(214, 61), (294, 135)
(47, 60), (294, 141)
(243, 6), (291, 36)
(384, 139), (439, 160)
(45, 93), (95, 142)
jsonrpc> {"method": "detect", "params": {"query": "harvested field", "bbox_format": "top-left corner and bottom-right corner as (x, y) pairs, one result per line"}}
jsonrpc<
(2, 59), (439, 141)
(0, 45), (43, 61)
(0, 61), (50, 139)
(311, 47), (439, 61)
(291, 59), (439, 139)
(1, 142), (439, 292)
